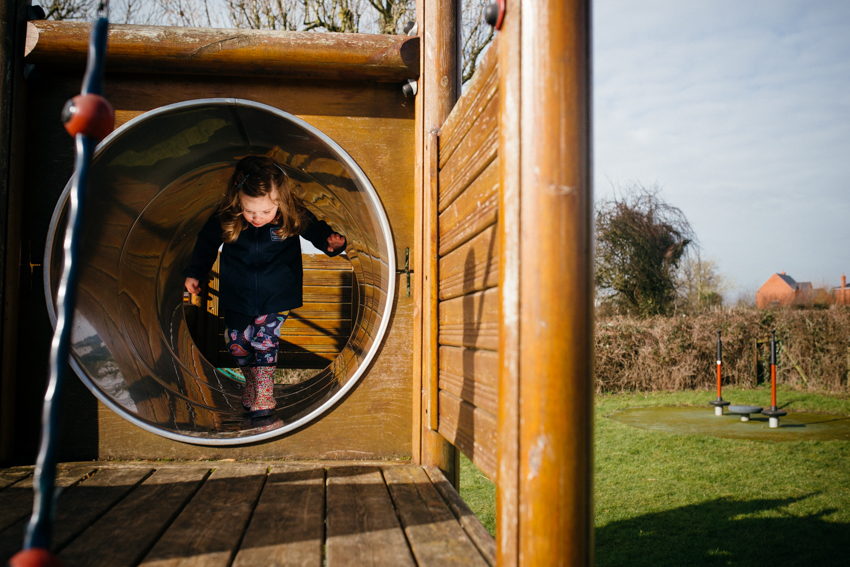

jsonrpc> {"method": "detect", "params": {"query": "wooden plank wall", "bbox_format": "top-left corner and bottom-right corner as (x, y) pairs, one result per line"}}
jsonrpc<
(434, 41), (499, 480)
(14, 21), (417, 462)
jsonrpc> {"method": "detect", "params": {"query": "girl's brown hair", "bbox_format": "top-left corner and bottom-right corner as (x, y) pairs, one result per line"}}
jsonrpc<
(219, 156), (308, 243)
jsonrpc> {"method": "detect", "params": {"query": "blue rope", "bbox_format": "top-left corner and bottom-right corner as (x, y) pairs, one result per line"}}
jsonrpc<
(24, 14), (109, 552)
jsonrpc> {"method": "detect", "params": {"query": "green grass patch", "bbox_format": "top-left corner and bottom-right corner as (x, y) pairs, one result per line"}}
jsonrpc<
(459, 452), (496, 536)
(458, 388), (850, 565)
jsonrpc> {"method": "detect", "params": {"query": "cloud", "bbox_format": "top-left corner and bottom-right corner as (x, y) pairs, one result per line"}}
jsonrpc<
(593, 0), (850, 291)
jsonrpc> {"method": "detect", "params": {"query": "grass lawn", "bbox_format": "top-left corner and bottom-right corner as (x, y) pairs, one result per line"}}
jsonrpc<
(459, 387), (850, 566)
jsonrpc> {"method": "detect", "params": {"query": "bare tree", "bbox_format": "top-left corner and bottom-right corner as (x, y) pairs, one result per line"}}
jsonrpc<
(677, 250), (730, 311)
(42, 0), (96, 21)
(461, 0), (493, 83)
(156, 0), (218, 26)
(366, 0), (413, 34)
(228, 0), (300, 30)
(301, 0), (366, 32)
(595, 184), (695, 317)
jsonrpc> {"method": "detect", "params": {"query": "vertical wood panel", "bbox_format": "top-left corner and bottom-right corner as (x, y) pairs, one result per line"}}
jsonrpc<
(432, 36), (501, 490)
(498, 2), (522, 563)
(412, 0), (426, 470)
(417, 0), (461, 485)
(426, 133), (440, 431)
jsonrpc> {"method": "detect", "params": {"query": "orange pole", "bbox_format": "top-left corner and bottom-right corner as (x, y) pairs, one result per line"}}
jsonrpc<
(716, 362), (722, 399)
(770, 329), (777, 409)
(771, 365), (777, 408)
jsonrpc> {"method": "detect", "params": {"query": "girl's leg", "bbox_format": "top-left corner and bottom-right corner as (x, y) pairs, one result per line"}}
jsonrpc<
(239, 366), (256, 410)
(250, 366), (276, 417)
(224, 326), (256, 412)
(247, 313), (288, 418)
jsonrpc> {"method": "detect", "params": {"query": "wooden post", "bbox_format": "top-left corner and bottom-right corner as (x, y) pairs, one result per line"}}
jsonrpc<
(413, 0), (460, 486)
(0, 0), (27, 466)
(497, 0), (522, 562)
(499, 0), (594, 565)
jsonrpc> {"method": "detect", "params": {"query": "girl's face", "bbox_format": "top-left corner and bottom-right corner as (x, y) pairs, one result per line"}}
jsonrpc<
(240, 188), (279, 227)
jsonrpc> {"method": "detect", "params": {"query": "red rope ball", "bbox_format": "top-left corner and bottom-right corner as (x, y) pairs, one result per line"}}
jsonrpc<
(61, 93), (115, 141)
(7, 548), (64, 567)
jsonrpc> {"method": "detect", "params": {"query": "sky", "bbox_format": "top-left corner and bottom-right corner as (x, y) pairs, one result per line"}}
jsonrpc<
(592, 0), (850, 297)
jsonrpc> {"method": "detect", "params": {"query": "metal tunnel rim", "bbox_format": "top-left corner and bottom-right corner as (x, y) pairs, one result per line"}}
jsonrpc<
(44, 98), (397, 446)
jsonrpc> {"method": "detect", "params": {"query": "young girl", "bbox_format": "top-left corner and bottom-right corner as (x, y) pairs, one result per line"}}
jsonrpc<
(183, 156), (346, 419)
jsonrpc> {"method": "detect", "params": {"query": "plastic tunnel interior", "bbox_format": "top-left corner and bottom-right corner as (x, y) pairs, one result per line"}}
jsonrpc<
(45, 99), (396, 445)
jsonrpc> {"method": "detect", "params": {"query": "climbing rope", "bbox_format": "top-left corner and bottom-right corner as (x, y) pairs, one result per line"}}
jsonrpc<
(9, 3), (114, 566)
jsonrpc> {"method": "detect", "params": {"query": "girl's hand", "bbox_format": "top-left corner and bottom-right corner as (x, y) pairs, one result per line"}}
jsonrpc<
(327, 233), (346, 253)
(185, 277), (201, 295)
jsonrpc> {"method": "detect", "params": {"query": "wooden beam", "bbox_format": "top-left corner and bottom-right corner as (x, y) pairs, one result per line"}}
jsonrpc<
(498, 6), (522, 564)
(415, 0), (461, 487)
(24, 21), (419, 82)
(516, 0), (594, 565)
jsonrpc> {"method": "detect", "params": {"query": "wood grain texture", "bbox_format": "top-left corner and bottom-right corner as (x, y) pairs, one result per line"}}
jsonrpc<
(438, 43), (500, 170)
(438, 159), (499, 257)
(496, 15), (520, 565)
(438, 224), (499, 301)
(416, 0), (461, 484)
(0, 465), (94, 533)
(58, 466), (210, 567)
(50, 467), (154, 552)
(232, 465), (324, 567)
(25, 21), (419, 82)
(438, 346), (498, 416)
(426, 131), (440, 432)
(325, 466), (414, 567)
(517, 0), (594, 565)
(423, 466), (495, 567)
(0, 466), (112, 562)
(437, 288), (499, 351)
(437, 390), (497, 481)
(411, 0), (425, 466)
(16, 19), (415, 464)
(138, 464), (267, 567)
(383, 466), (487, 567)
(437, 99), (499, 214)
(439, 93), (498, 196)
(0, 468), (29, 490)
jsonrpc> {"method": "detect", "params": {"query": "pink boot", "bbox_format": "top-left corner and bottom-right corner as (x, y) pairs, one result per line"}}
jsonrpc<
(249, 366), (276, 419)
(240, 366), (256, 411)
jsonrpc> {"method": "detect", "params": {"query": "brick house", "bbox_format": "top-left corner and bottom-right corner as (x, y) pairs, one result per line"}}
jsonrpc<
(756, 272), (812, 309)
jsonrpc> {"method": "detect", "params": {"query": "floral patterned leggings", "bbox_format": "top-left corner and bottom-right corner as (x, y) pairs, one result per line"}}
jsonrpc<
(225, 312), (289, 415)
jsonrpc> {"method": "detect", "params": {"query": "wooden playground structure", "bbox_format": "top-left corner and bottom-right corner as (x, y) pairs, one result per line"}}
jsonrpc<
(0, 0), (592, 564)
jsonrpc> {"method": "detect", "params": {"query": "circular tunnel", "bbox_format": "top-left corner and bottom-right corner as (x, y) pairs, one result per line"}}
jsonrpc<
(45, 99), (396, 445)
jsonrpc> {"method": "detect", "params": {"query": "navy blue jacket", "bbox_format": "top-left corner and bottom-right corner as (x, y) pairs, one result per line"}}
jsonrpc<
(183, 209), (343, 322)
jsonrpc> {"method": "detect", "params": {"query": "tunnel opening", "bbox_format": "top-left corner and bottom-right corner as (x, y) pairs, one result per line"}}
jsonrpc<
(45, 99), (396, 445)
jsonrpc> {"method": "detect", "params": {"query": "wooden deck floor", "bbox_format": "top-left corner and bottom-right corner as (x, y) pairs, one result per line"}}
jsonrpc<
(0, 461), (495, 567)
